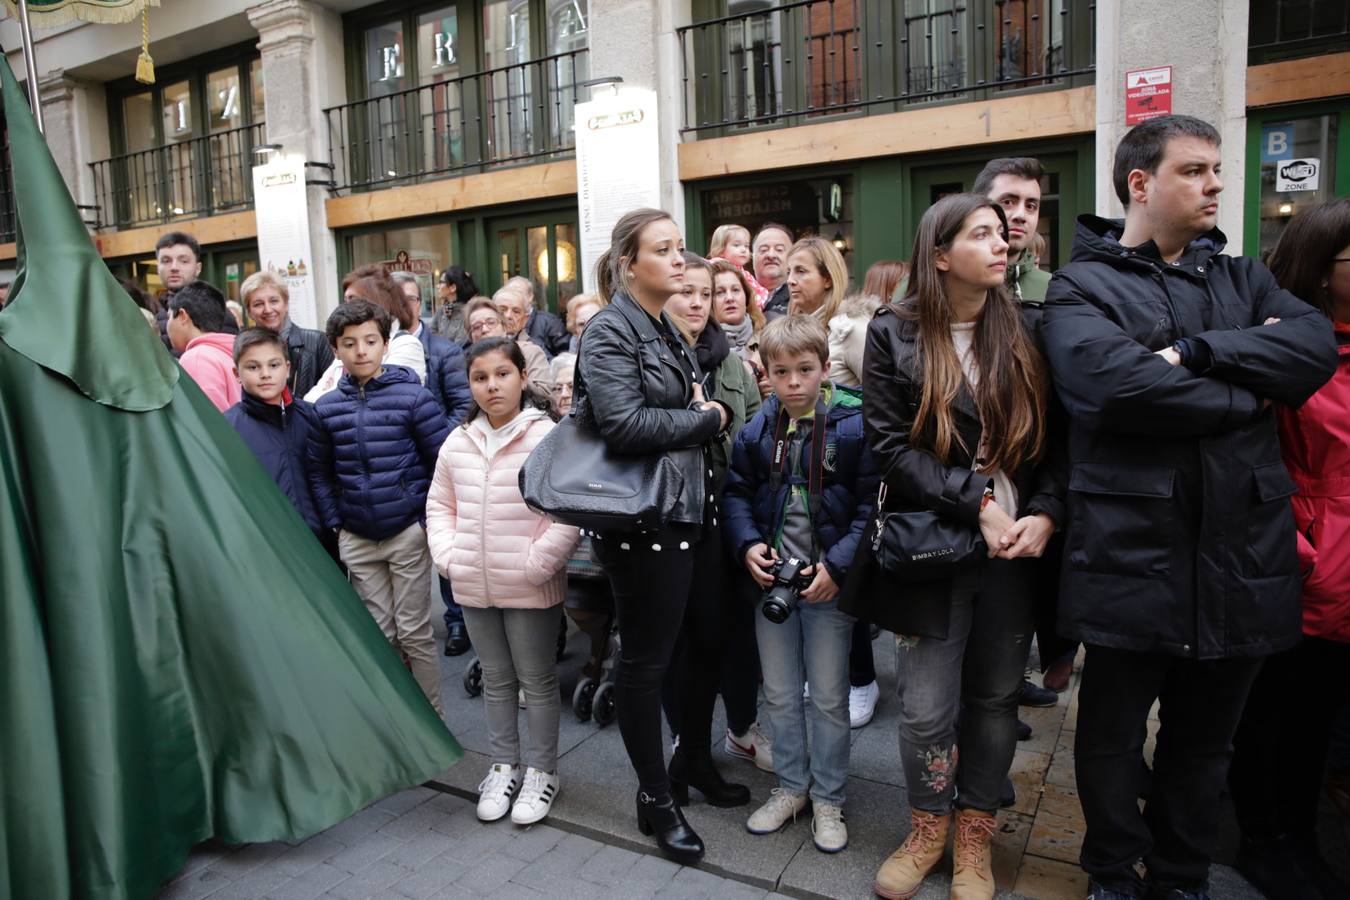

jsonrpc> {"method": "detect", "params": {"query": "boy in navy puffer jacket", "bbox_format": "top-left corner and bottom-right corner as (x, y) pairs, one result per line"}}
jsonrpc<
(224, 328), (323, 538)
(308, 299), (450, 717)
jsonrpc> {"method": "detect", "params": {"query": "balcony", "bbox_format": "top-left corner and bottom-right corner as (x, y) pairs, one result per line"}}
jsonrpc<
(678, 0), (1095, 136)
(1249, 0), (1350, 63)
(324, 49), (587, 194)
(89, 123), (264, 232)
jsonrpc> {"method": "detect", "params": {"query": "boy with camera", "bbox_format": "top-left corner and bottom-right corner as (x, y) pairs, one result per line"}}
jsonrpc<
(723, 314), (879, 853)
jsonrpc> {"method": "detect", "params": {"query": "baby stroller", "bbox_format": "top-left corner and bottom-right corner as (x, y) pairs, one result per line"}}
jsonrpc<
(564, 536), (620, 727)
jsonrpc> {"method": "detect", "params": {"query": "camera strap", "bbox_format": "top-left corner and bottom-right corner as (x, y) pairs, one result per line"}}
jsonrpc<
(769, 398), (829, 562)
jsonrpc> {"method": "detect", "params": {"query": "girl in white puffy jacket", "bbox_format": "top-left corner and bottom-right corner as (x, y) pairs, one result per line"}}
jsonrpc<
(426, 336), (579, 826)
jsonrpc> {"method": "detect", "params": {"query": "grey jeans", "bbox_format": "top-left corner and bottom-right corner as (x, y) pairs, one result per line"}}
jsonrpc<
(460, 605), (561, 773)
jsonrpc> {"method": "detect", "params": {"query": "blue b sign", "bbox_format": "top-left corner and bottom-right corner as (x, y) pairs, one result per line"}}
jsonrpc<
(1261, 123), (1295, 163)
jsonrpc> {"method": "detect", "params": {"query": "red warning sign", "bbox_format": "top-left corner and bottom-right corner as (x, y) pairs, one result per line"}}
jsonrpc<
(1125, 66), (1172, 125)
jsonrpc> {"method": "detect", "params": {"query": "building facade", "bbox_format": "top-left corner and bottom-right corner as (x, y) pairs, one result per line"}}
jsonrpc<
(1, 0), (1346, 323)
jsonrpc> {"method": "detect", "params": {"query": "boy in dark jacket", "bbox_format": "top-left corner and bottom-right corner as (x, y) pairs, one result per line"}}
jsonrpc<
(723, 314), (877, 854)
(224, 328), (322, 538)
(308, 300), (450, 717)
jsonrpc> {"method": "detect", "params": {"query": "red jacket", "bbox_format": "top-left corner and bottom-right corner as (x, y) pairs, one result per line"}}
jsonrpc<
(1278, 321), (1350, 643)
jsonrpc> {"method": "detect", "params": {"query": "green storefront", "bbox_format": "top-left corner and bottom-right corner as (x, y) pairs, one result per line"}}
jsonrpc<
(683, 137), (1095, 284)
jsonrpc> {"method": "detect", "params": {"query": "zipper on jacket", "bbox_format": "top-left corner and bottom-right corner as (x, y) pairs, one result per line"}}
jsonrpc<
(356, 385), (376, 525)
(480, 460), (491, 604)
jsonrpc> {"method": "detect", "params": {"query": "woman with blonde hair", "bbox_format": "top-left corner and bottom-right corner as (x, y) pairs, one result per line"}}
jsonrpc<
(785, 236), (848, 326)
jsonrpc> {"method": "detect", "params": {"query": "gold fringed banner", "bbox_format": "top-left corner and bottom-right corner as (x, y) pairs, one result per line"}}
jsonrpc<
(0, 0), (159, 30)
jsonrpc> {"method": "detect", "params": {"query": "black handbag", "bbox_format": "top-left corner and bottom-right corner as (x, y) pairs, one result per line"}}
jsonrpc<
(870, 470), (986, 583)
(519, 399), (685, 533)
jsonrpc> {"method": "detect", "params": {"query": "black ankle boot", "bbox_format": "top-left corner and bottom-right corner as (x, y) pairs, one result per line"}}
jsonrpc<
(636, 790), (704, 864)
(669, 749), (751, 808)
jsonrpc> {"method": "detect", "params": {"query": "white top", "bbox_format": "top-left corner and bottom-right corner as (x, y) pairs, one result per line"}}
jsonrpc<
(303, 327), (428, 402)
(951, 322), (1018, 515)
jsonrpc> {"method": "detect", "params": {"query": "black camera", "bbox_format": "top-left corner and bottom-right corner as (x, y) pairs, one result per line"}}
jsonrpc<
(762, 556), (811, 624)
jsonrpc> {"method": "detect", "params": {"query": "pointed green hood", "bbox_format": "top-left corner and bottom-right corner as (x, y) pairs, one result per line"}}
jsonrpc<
(0, 56), (177, 411)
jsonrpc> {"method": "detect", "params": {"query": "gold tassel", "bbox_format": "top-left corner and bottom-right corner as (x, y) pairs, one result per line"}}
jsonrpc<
(135, 5), (155, 84)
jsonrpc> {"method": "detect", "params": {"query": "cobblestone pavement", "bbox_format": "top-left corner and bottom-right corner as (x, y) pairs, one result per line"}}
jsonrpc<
(159, 624), (1348, 898)
(159, 786), (787, 900)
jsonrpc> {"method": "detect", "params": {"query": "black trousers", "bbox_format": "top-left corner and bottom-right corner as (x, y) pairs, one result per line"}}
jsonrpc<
(664, 523), (734, 756)
(1230, 635), (1350, 841)
(850, 617), (876, 687)
(720, 573), (762, 737)
(1075, 645), (1263, 894)
(595, 524), (701, 795)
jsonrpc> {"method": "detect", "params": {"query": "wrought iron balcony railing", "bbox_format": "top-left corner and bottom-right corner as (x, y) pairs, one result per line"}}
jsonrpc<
(679, 0), (1095, 135)
(90, 122), (264, 231)
(324, 48), (587, 193)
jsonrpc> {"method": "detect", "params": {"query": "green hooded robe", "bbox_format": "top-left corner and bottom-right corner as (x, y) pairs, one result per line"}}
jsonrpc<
(0, 57), (460, 900)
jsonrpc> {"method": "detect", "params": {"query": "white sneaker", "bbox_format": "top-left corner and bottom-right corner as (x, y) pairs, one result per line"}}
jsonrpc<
(812, 802), (848, 853)
(746, 788), (809, 834)
(510, 768), (559, 825)
(476, 763), (520, 822)
(725, 723), (775, 772)
(849, 680), (881, 728)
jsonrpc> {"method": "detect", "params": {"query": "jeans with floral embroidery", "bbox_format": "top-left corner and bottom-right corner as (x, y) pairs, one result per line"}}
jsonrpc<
(895, 558), (1032, 814)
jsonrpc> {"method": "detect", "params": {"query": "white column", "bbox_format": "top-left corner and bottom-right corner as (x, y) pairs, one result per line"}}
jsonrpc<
(248, 0), (346, 323)
(586, 0), (692, 228)
(1095, 0), (1250, 255)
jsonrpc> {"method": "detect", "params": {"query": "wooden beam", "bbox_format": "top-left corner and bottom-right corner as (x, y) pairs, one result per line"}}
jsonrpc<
(1247, 51), (1350, 109)
(91, 210), (259, 260)
(325, 160), (579, 230)
(0, 242), (14, 262)
(678, 86), (1096, 182)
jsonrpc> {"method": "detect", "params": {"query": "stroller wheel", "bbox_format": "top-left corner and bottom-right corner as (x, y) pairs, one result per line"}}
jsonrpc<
(572, 676), (598, 722)
(593, 681), (617, 727)
(462, 657), (483, 697)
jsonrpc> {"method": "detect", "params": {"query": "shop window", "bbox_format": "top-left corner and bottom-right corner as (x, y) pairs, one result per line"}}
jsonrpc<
(349, 224), (456, 316)
(700, 175), (855, 265)
(1256, 115), (1339, 260)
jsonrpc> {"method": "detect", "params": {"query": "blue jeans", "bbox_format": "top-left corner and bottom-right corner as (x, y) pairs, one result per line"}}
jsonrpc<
(440, 575), (463, 628)
(895, 558), (1032, 815)
(756, 593), (854, 806)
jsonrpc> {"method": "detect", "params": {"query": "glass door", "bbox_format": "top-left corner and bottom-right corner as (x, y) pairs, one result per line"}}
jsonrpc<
(1245, 103), (1350, 261)
(488, 211), (580, 312)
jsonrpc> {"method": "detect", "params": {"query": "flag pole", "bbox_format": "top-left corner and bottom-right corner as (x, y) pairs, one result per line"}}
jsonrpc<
(15, 0), (44, 134)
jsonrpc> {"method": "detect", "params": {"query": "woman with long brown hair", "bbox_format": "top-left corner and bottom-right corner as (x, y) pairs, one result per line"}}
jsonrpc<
(575, 208), (730, 865)
(843, 193), (1061, 900)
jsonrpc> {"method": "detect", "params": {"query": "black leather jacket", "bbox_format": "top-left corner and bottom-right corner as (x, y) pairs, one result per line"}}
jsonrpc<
(574, 292), (722, 526)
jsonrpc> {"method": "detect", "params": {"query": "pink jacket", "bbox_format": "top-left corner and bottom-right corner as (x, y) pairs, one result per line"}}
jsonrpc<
(425, 409), (579, 609)
(181, 332), (241, 412)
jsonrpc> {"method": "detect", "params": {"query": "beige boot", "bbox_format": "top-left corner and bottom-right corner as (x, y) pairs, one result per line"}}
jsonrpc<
(874, 809), (950, 899)
(950, 808), (998, 900)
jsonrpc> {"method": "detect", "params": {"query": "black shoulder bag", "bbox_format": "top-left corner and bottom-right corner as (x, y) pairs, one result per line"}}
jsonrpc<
(519, 321), (685, 533)
(870, 468), (987, 584)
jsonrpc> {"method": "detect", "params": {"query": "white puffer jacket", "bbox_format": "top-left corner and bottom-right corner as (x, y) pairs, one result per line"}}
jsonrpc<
(425, 408), (579, 609)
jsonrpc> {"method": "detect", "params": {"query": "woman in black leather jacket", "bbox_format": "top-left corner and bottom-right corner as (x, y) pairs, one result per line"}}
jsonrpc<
(574, 208), (730, 864)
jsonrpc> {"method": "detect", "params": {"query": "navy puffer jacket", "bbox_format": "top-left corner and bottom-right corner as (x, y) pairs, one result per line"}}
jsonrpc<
(224, 391), (322, 535)
(307, 364), (450, 540)
(723, 384), (879, 585)
(417, 323), (473, 427)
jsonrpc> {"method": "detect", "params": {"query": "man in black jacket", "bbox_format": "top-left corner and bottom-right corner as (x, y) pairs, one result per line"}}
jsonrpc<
(1041, 116), (1338, 900)
(753, 223), (793, 320)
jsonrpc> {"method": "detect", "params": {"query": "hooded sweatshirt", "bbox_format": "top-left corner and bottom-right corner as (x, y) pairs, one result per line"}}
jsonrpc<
(180, 332), (241, 412)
